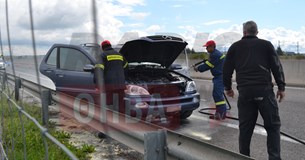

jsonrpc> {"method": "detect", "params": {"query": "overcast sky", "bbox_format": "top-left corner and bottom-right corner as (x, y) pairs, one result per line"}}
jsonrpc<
(0, 0), (305, 55)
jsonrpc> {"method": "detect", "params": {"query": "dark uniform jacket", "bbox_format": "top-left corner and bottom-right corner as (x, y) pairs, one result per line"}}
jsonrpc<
(197, 49), (225, 77)
(223, 35), (285, 91)
(96, 47), (128, 89)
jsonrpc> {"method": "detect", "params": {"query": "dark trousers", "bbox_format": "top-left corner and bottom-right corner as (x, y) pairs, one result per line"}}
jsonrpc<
(212, 76), (226, 112)
(238, 89), (281, 160)
(105, 85), (125, 112)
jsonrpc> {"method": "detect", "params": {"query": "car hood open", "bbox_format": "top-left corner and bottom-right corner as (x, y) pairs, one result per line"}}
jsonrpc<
(119, 37), (188, 68)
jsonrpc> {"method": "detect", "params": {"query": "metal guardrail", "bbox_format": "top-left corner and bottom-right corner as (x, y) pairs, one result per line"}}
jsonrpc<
(0, 72), (79, 159)
(1, 71), (254, 160)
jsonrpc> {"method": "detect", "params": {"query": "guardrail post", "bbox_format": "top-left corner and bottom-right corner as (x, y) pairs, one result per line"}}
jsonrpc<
(15, 78), (21, 101)
(144, 129), (166, 160)
(41, 89), (51, 126)
(1, 72), (7, 90)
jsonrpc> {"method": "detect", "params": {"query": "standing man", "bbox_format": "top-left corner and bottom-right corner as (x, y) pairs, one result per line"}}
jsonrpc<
(95, 40), (128, 109)
(223, 20), (285, 159)
(194, 40), (227, 120)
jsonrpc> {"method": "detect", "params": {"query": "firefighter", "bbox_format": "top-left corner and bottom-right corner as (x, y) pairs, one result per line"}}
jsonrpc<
(194, 40), (227, 120)
(95, 40), (128, 110)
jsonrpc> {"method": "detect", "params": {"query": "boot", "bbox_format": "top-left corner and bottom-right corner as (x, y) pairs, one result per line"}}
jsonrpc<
(209, 105), (227, 120)
(209, 112), (226, 120)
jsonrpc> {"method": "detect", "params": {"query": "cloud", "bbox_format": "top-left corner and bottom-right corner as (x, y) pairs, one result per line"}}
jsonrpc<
(172, 4), (183, 8)
(1, 0), (305, 56)
(125, 23), (144, 28)
(129, 12), (150, 20)
(145, 25), (162, 33)
(178, 25), (200, 49)
(177, 25), (241, 51)
(206, 25), (305, 53)
(117, 0), (145, 6)
(0, 0), (149, 55)
(260, 27), (305, 53)
(127, 25), (163, 39)
(161, 0), (185, 1)
(175, 24), (305, 53)
(203, 20), (231, 26)
(18, 0), (89, 30)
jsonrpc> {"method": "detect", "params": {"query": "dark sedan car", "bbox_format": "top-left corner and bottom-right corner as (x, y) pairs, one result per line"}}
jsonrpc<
(40, 35), (200, 120)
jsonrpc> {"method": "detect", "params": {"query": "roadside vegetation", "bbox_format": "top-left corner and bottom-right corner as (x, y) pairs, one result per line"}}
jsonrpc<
(278, 54), (305, 60)
(188, 52), (209, 60)
(185, 46), (305, 60)
(0, 98), (95, 160)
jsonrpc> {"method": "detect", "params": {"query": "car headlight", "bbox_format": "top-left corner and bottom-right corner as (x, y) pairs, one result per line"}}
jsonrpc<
(125, 85), (150, 96)
(185, 81), (197, 92)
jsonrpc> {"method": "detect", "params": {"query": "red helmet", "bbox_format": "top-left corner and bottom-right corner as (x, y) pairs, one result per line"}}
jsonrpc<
(203, 40), (216, 47)
(101, 40), (111, 47)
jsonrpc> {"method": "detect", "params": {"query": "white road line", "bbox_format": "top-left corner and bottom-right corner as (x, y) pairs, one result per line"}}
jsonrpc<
(285, 86), (305, 90)
(191, 114), (300, 144)
(188, 131), (212, 141)
(194, 78), (305, 90)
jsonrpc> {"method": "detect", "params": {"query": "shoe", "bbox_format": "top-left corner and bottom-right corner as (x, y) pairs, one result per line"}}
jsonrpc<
(209, 112), (226, 120)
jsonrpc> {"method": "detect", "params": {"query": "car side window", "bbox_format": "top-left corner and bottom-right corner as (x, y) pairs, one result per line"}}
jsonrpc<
(46, 48), (57, 66)
(59, 48), (91, 72)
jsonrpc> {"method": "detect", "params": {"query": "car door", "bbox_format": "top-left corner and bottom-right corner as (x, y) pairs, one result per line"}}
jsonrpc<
(56, 47), (97, 96)
(40, 47), (58, 83)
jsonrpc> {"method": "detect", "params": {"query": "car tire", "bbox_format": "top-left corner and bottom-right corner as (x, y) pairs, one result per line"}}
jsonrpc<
(180, 110), (193, 119)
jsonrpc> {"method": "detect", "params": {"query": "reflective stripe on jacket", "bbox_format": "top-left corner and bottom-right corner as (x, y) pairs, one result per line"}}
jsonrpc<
(197, 49), (225, 77)
(96, 47), (127, 86)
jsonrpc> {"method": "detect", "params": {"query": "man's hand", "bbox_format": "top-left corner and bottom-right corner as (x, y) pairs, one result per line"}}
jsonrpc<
(225, 89), (234, 98)
(276, 90), (285, 103)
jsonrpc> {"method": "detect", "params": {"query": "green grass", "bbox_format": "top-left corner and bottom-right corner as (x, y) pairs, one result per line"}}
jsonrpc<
(0, 97), (95, 160)
(189, 52), (209, 60)
(279, 54), (305, 60)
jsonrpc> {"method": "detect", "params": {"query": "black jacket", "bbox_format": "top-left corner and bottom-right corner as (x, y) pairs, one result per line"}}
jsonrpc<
(223, 35), (285, 91)
(97, 47), (128, 89)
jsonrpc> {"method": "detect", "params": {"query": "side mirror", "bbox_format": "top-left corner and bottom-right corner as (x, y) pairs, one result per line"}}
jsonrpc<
(83, 64), (95, 72)
(169, 64), (182, 70)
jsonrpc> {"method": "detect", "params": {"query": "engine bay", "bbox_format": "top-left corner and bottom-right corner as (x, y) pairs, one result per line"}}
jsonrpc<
(125, 66), (188, 96)
(125, 66), (185, 84)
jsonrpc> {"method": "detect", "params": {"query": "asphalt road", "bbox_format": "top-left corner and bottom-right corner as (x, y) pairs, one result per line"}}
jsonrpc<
(4, 58), (305, 160)
(177, 79), (305, 160)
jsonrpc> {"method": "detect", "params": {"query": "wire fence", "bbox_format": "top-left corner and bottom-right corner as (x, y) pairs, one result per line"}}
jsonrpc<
(0, 73), (79, 160)
(0, 0), (95, 159)
(0, 0), (260, 160)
